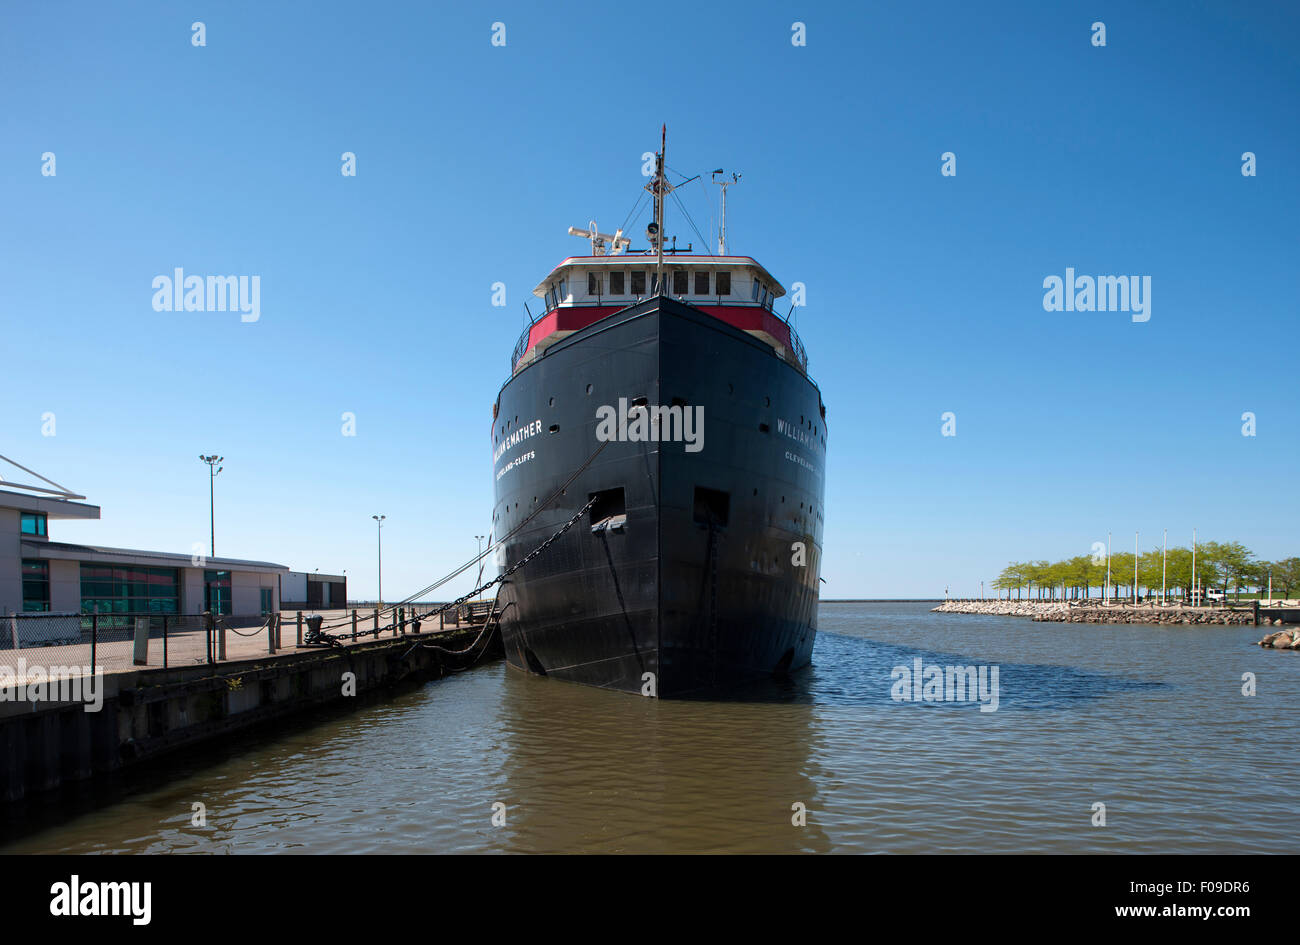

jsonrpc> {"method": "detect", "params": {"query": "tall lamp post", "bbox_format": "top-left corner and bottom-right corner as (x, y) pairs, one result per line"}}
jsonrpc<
(199, 455), (223, 557)
(475, 534), (486, 589)
(372, 515), (385, 606)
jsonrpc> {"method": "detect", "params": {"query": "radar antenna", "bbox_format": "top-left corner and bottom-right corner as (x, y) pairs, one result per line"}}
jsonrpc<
(567, 220), (629, 256)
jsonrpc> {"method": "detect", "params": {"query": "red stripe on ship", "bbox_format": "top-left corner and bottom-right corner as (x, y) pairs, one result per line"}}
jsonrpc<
(523, 304), (790, 359)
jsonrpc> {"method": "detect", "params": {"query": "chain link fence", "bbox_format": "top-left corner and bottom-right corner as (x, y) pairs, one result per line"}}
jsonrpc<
(0, 612), (274, 677)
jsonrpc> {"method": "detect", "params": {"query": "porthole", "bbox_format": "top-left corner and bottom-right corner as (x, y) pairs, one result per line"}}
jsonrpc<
(549, 424), (560, 433)
(549, 396), (555, 407)
(586, 384), (593, 395)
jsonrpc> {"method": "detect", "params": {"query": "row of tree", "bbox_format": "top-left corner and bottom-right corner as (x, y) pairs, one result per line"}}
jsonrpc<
(992, 542), (1300, 601)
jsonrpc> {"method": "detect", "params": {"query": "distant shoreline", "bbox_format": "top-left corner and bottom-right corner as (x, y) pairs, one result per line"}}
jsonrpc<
(823, 598), (943, 603)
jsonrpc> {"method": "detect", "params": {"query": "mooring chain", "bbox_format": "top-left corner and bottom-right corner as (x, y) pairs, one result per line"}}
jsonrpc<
(413, 494), (598, 625)
(310, 440), (611, 634)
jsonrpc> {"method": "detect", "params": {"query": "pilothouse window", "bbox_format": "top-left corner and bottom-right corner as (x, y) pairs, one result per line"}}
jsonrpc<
(631, 271), (646, 295)
(716, 271), (731, 295)
(588, 272), (602, 296)
(610, 271), (625, 294)
(695, 271), (709, 294)
(672, 270), (688, 295)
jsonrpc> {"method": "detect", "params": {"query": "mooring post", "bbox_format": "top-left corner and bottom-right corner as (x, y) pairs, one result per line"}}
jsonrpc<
(218, 617), (227, 661)
(1253, 600), (1260, 626)
(373, 607), (379, 639)
(91, 613), (98, 670)
(398, 607), (404, 636)
(267, 615), (277, 655)
(296, 611), (303, 647)
(440, 609), (444, 630)
(163, 614), (169, 668)
(351, 609), (358, 642)
(205, 611), (214, 664)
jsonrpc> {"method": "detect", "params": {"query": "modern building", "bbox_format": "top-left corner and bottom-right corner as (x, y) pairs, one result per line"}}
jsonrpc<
(0, 465), (289, 618)
(280, 571), (348, 610)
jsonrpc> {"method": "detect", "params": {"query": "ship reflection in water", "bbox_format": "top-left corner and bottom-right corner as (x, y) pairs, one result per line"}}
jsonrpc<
(2, 602), (1297, 854)
(494, 664), (832, 854)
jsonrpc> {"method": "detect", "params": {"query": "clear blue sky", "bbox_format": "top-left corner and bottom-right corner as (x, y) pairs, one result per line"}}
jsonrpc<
(2, 1), (1296, 600)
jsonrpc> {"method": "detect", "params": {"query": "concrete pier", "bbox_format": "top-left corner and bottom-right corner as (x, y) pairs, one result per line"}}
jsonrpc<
(0, 614), (500, 803)
(932, 599), (1297, 626)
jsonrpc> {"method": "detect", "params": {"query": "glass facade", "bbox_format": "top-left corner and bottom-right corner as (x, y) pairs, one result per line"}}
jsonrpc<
(20, 512), (47, 537)
(21, 559), (50, 612)
(81, 564), (180, 616)
(204, 570), (233, 615)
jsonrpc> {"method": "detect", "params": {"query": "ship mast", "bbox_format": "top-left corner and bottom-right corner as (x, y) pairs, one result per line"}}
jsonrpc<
(645, 125), (674, 295)
(712, 169), (740, 254)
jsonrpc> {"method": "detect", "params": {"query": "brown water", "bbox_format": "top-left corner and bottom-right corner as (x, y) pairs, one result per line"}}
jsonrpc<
(2, 602), (1296, 853)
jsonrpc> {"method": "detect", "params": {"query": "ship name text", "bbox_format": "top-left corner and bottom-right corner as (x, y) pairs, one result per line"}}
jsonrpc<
(776, 417), (823, 452)
(494, 419), (543, 463)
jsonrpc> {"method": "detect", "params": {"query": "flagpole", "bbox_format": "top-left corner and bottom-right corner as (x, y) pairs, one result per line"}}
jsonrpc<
(1161, 528), (1167, 606)
(1106, 531), (1112, 605)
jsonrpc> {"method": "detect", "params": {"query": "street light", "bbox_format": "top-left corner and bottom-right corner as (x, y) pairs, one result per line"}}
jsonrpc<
(372, 515), (386, 606)
(199, 455), (223, 557)
(475, 534), (486, 589)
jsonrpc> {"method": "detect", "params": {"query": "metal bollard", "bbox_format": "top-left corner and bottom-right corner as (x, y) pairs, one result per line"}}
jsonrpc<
(296, 611), (303, 647)
(373, 608), (379, 638)
(91, 613), (98, 670)
(163, 614), (169, 668)
(267, 615), (277, 655)
(351, 609), (358, 642)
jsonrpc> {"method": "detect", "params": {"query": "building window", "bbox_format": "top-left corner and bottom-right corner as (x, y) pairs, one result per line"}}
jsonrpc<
(587, 272), (602, 296)
(672, 270), (689, 295)
(695, 271), (710, 295)
(81, 564), (180, 616)
(630, 271), (646, 295)
(22, 560), (50, 612)
(204, 570), (233, 616)
(609, 271), (625, 295)
(20, 512), (47, 537)
(716, 271), (731, 295)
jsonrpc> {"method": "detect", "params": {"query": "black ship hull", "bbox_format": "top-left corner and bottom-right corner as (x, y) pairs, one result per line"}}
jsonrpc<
(491, 296), (826, 697)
